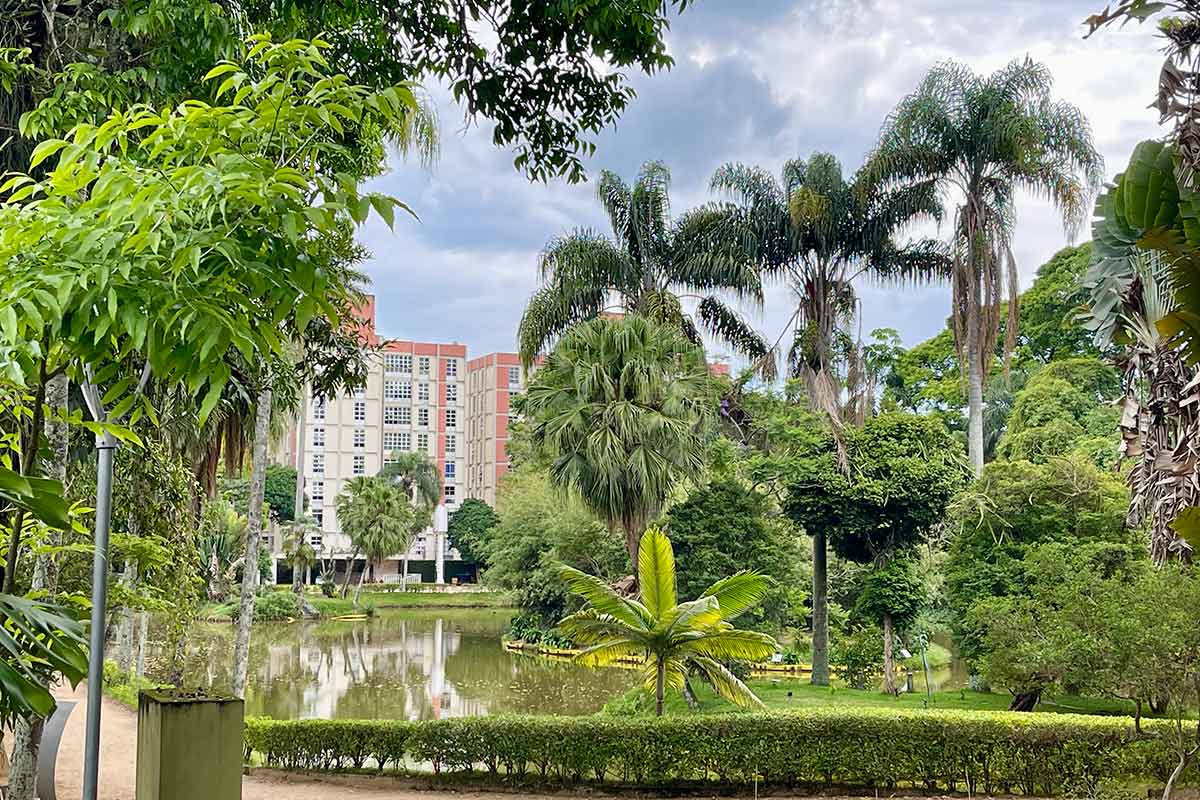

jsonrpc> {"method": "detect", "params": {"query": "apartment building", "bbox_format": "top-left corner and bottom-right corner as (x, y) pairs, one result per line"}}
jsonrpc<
(464, 353), (525, 506)
(280, 297), (470, 583)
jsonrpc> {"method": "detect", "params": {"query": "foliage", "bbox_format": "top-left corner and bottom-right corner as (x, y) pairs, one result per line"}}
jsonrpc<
(524, 316), (717, 570)
(334, 476), (424, 599)
(852, 558), (924, 634)
(993, 358), (1121, 467)
(777, 413), (968, 563)
(197, 498), (248, 603)
(378, 451), (441, 509)
(447, 499), (499, 567)
(1015, 244), (1107, 364)
(831, 624), (885, 691)
(249, 591), (302, 622)
(860, 58), (1103, 472)
(662, 481), (806, 633)
(264, 465), (297, 522)
(944, 455), (1133, 664)
(483, 468), (626, 626)
(0, 593), (87, 726)
(246, 708), (1184, 793)
(518, 160), (769, 369)
(556, 528), (778, 715)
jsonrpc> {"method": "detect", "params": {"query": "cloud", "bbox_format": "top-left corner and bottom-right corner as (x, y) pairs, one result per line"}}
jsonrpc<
(355, 0), (1166, 360)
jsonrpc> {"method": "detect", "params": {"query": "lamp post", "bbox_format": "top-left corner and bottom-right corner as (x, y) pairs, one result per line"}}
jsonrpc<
(82, 430), (117, 800)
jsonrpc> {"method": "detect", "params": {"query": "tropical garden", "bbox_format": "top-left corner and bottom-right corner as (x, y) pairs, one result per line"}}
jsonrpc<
(4, 0), (1200, 798)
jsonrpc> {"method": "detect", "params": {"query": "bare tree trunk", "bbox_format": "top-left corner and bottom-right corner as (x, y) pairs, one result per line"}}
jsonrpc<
(1008, 689), (1041, 711)
(340, 553), (358, 599)
(232, 389), (272, 698)
(1163, 748), (1193, 800)
(117, 560), (138, 673)
(966, 287), (985, 476)
(402, 554), (409, 592)
(136, 612), (148, 679)
(810, 529), (829, 686)
(353, 558), (368, 607)
(655, 658), (666, 717)
(882, 612), (897, 696)
(623, 521), (641, 593)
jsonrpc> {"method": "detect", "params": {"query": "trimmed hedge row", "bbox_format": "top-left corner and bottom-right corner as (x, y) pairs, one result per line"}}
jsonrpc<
(245, 708), (1185, 794)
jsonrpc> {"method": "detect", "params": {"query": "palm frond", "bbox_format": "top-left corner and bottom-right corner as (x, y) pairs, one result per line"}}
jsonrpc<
(689, 655), (766, 710)
(637, 527), (677, 617)
(555, 563), (652, 629)
(701, 570), (774, 620)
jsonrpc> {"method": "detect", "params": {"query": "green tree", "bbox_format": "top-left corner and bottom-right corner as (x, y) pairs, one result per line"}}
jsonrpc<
(1013, 244), (1106, 364)
(861, 59), (1103, 475)
(517, 161), (769, 368)
(334, 477), (419, 605)
(662, 481), (805, 633)
(379, 450), (442, 508)
(264, 464), (298, 522)
(778, 413), (967, 693)
(447, 499), (499, 571)
(524, 316), (716, 578)
(281, 517), (318, 594)
(556, 528), (778, 716)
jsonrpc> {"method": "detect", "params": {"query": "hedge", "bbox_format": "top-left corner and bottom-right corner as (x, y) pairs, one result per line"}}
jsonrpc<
(244, 708), (1187, 794)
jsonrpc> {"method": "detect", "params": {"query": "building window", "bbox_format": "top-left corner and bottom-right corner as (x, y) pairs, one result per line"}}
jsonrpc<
(313, 510), (323, 528)
(418, 408), (429, 427)
(444, 462), (456, 479)
(383, 431), (407, 451)
(353, 455), (365, 475)
(353, 386), (366, 399)
(446, 435), (456, 454)
(311, 453), (324, 474)
(312, 398), (326, 421)
(353, 429), (365, 449)
(354, 400), (366, 423)
(399, 354), (413, 373)
(508, 367), (521, 387)
(385, 380), (405, 400)
(417, 433), (429, 452)
(446, 384), (457, 403)
(418, 382), (429, 402)
(310, 533), (323, 548)
(445, 359), (458, 378)
(311, 480), (323, 502)
(385, 353), (413, 373)
(312, 426), (325, 448)
(385, 405), (412, 425)
(445, 485), (456, 504)
(418, 356), (431, 376)
(445, 409), (457, 428)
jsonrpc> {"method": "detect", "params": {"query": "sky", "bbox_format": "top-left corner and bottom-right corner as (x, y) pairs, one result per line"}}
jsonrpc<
(354, 0), (1165, 363)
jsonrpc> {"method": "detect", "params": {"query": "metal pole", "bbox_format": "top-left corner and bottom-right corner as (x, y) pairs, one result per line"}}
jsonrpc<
(82, 433), (117, 800)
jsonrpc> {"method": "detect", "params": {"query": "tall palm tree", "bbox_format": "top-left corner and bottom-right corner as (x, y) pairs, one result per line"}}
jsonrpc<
(556, 527), (777, 716)
(860, 58), (1103, 475)
(517, 160), (770, 371)
(524, 316), (716, 580)
(686, 152), (944, 686)
(334, 477), (417, 605)
(378, 450), (442, 508)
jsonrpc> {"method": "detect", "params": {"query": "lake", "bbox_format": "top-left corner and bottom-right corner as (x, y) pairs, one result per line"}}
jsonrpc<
(142, 608), (639, 719)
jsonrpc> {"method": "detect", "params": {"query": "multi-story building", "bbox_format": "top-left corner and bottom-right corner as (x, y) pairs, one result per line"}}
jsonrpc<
(278, 297), (470, 583)
(464, 353), (525, 506)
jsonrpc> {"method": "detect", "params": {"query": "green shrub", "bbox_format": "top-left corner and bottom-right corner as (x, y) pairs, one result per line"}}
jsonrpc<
(245, 708), (1184, 793)
(251, 591), (301, 621)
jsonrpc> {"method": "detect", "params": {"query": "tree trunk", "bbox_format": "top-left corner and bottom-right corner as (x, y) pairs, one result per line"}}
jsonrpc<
(232, 388), (272, 699)
(136, 612), (148, 679)
(8, 372), (68, 800)
(1008, 689), (1042, 712)
(117, 561), (137, 673)
(340, 554), (358, 599)
(353, 558), (368, 607)
(966, 286), (985, 476)
(623, 521), (641, 593)
(882, 612), (897, 695)
(402, 555), (409, 592)
(3, 364), (48, 593)
(1163, 748), (1194, 800)
(294, 376), (306, 521)
(655, 658), (666, 717)
(810, 529), (829, 686)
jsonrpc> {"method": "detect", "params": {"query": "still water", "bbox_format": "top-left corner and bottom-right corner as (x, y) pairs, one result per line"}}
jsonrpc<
(146, 608), (638, 719)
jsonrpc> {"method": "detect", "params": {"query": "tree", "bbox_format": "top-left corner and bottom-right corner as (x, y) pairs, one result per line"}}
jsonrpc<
(523, 316), (716, 578)
(778, 413), (967, 693)
(334, 477), (420, 604)
(264, 465), (298, 522)
(379, 451), (442, 508)
(282, 517), (317, 594)
(1013, 244), (1106, 365)
(556, 528), (778, 716)
(851, 558), (924, 693)
(447, 499), (499, 572)
(517, 161), (769, 368)
(662, 481), (805, 633)
(861, 59), (1103, 475)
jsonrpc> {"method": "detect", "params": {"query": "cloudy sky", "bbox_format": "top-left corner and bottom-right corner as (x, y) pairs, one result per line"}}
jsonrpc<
(354, 0), (1164, 363)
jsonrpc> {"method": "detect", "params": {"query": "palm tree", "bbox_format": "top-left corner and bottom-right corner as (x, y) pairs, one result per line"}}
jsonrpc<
(334, 477), (418, 605)
(524, 316), (716, 579)
(556, 528), (778, 716)
(687, 152), (944, 686)
(282, 517), (318, 594)
(860, 58), (1103, 475)
(379, 450), (442, 508)
(517, 160), (770, 371)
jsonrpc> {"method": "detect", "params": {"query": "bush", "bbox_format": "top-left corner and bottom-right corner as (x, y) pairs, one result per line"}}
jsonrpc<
(832, 624), (884, 690)
(251, 591), (301, 621)
(244, 709), (1187, 793)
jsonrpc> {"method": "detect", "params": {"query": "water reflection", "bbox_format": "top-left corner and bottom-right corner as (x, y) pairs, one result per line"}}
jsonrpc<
(144, 609), (637, 719)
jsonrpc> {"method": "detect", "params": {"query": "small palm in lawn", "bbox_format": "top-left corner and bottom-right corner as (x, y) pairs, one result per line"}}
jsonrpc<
(518, 160), (770, 371)
(556, 528), (778, 716)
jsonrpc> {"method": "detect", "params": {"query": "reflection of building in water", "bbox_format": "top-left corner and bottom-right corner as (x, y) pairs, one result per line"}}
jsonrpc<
(251, 618), (489, 720)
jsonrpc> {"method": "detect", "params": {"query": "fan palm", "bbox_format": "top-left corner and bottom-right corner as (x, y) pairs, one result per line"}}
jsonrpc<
(517, 160), (770, 371)
(523, 316), (716, 578)
(556, 527), (777, 716)
(859, 58), (1103, 474)
(282, 517), (318, 594)
(334, 477), (418, 604)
